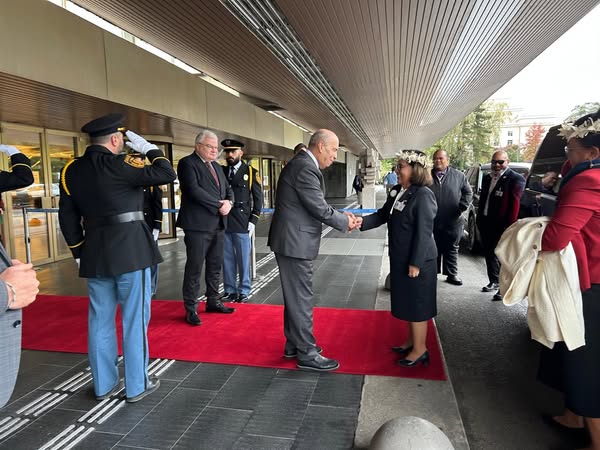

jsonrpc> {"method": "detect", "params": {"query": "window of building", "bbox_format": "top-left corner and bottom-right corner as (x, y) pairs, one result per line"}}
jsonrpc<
(507, 140), (513, 145)
(508, 131), (513, 137)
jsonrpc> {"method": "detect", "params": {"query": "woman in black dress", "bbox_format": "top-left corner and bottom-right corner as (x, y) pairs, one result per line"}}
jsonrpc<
(361, 150), (437, 367)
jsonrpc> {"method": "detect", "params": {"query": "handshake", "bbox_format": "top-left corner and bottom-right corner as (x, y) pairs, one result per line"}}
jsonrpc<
(344, 212), (363, 232)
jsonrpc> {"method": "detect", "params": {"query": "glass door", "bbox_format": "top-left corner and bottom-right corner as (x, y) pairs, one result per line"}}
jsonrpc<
(47, 132), (78, 260)
(261, 158), (272, 208)
(1, 126), (51, 264)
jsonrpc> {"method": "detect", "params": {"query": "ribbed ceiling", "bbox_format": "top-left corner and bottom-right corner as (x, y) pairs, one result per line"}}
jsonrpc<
(26, 1), (600, 156)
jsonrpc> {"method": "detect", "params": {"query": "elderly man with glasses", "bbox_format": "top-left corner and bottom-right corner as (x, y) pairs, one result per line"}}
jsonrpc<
(176, 130), (236, 326)
(476, 150), (525, 301)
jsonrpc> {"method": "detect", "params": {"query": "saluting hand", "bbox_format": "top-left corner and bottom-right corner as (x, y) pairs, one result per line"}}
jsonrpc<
(0, 144), (21, 157)
(125, 131), (159, 155)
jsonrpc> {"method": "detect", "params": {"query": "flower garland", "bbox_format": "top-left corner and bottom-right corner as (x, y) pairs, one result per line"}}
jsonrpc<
(558, 117), (600, 141)
(396, 150), (430, 168)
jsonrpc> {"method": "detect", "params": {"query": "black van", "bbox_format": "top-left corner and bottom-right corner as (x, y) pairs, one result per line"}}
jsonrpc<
(519, 125), (566, 218)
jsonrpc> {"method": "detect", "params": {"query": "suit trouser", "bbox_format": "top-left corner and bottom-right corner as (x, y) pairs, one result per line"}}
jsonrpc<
(434, 224), (462, 277)
(479, 217), (504, 285)
(223, 231), (252, 296)
(87, 268), (151, 398)
(150, 264), (159, 295)
(182, 229), (224, 313)
(275, 253), (320, 362)
(356, 191), (363, 207)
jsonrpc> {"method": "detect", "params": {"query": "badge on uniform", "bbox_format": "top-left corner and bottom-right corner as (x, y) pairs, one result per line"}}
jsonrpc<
(243, 174), (249, 181)
(389, 189), (397, 197)
(124, 154), (145, 168)
(393, 200), (407, 212)
(495, 189), (504, 197)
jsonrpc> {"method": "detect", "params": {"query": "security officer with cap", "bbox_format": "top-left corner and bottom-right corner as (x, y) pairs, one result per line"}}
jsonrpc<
(221, 139), (263, 303)
(58, 113), (176, 403)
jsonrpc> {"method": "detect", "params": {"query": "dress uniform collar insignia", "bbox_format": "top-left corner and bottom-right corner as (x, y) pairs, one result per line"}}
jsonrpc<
(243, 173), (249, 181)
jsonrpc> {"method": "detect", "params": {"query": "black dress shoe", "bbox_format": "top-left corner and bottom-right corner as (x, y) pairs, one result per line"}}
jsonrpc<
(220, 292), (237, 301)
(391, 345), (413, 355)
(297, 354), (340, 371)
(236, 294), (249, 303)
(186, 311), (202, 325)
(492, 291), (503, 301)
(206, 301), (235, 313)
(95, 380), (124, 401)
(284, 346), (323, 359)
(397, 351), (430, 367)
(482, 282), (499, 292)
(126, 377), (160, 403)
(446, 275), (463, 286)
(541, 414), (590, 446)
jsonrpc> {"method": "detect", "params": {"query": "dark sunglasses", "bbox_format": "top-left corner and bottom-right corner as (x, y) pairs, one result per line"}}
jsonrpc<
(491, 160), (505, 165)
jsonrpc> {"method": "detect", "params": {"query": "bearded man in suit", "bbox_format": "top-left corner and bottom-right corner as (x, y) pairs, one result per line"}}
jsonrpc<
(268, 129), (361, 371)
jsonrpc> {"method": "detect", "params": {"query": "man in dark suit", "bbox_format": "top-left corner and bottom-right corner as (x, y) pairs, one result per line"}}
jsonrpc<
(177, 130), (235, 326)
(268, 129), (361, 371)
(0, 144), (39, 408)
(221, 139), (263, 303)
(476, 150), (525, 301)
(59, 113), (176, 402)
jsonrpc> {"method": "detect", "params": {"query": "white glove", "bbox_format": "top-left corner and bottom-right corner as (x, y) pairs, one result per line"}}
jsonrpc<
(152, 229), (160, 241)
(75, 258), (80, 269)
(247, 222), (255, 237)
(0, 144), (21, 156)
(125, 130), (159, 155)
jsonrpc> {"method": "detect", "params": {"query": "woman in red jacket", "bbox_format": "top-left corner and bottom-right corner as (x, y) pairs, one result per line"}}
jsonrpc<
(539, 110), (600, 450)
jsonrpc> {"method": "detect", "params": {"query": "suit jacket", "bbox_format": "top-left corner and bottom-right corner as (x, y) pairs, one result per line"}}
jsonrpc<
(362, 184), (438, 268)
(0, 152), (34, 408)
(477, 167), (525, 232)
(59, 146), (176, 278)
(176, 152), (234, 232)
(222, 162), (263, 233)
(268, 150), (348, 260)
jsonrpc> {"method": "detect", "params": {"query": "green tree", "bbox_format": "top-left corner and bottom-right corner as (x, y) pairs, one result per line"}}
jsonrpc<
(564, 102), (600, 122)
(425, 100), (511, 169)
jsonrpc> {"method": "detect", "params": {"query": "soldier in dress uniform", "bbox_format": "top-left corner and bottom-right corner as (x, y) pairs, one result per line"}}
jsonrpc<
(220, 139), (263, 303)
(58, 113), (176, 403)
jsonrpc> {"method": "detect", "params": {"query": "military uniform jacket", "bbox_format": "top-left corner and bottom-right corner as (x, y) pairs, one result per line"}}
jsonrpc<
(143, 186), (163, 231)
(59, 145), (176, 278)
(0, 153), (34, 408)
(222, 162), (263, 233)
(268, 150), (348, 260)
(175, 153), (234, 232)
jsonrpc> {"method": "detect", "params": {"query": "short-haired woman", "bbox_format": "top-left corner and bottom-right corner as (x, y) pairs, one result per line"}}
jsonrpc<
(360, 150), (438, 367)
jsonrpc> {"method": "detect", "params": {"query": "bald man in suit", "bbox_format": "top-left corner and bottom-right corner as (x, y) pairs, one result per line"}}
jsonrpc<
(268, 130), (361, 371)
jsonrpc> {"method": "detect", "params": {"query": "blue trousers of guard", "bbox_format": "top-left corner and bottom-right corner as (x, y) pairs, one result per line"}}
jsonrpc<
(87, 268), (151, 399)
(223, 232), (251, 296)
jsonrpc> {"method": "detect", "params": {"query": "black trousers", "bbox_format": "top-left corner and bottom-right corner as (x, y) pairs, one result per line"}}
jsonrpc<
(434, 224), (462, 277)
(182, 229), (224, 313)
(478, 217), (505, 285)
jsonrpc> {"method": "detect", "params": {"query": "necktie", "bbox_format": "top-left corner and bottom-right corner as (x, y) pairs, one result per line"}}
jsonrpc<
(228, 166), (234, 182)
(205, 161), (220, 187)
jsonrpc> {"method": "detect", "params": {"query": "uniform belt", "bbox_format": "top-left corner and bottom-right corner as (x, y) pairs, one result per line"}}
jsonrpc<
(84, 211), (144, 229)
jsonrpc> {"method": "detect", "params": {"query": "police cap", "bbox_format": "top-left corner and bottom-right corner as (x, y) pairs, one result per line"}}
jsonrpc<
(81, 113), (126, 137)
(221, 139), (245, 152)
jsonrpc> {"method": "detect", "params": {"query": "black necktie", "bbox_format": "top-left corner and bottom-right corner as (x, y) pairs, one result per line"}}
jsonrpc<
(228, 166), (234, 182)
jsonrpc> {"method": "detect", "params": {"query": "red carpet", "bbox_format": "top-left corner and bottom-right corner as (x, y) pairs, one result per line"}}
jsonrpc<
(23, 295), (446, 380)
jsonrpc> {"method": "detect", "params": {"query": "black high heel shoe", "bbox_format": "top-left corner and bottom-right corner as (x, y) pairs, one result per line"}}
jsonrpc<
(397, 351), (429, 367)
(391, 345), (413, 355)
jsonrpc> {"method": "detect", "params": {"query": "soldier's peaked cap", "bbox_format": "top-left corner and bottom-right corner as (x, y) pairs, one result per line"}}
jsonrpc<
(81, 113), (126, 137)
(221, 139), (245, 151)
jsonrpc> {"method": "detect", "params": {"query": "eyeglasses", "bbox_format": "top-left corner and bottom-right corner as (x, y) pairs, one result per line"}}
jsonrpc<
(198, 143), (218, 151)
(491, 160), (505, 165)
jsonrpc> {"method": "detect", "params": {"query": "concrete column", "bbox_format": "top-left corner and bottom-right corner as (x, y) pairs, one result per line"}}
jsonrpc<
(360, 148), (379, 209)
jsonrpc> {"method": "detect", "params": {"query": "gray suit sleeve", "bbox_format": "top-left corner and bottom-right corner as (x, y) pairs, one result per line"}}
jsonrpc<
(0, 280), (9, 313)
(459, 171), (473, 213)
(296, 166), (349, 232)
